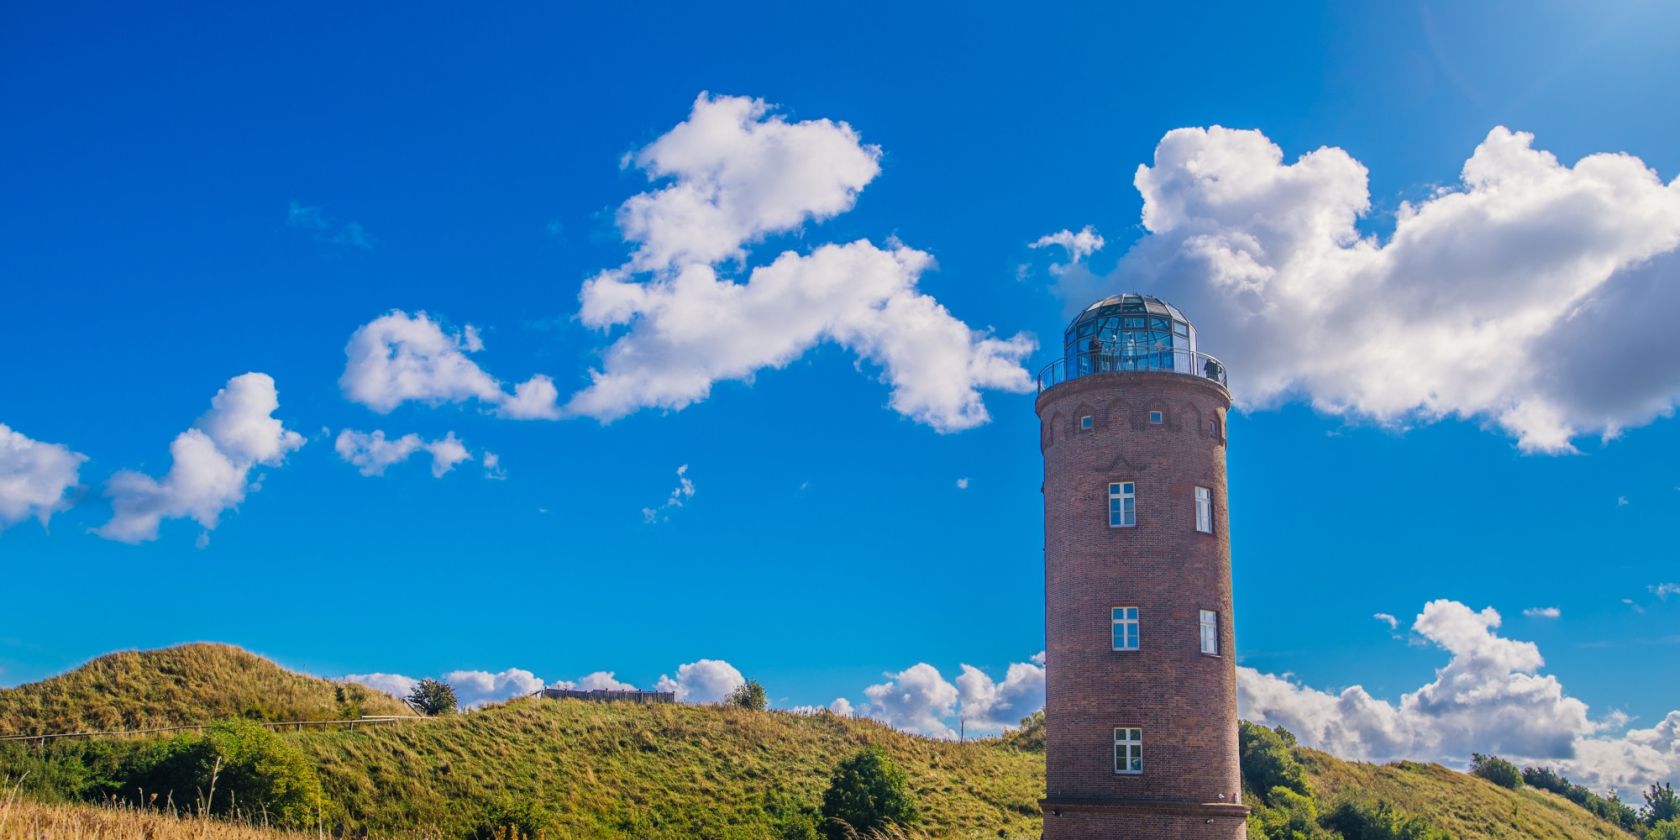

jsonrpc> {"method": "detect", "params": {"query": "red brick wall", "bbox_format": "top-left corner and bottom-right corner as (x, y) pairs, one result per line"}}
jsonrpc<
(1036, 371), (1245, 839)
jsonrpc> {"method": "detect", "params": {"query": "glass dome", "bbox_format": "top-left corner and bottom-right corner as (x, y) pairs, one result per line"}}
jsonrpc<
(1037, 293), (1227, 390)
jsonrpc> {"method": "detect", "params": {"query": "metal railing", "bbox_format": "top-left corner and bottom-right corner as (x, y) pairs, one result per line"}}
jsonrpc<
(1037, 348), (1228, 393)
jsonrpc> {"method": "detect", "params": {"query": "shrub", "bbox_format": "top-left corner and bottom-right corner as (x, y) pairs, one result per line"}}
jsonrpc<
(1249, 786), (1331, 840)
(473, 798), (551, 839)
(120, 719), (322, 826)
(1240, 722), (1312, 804)
(1647, 819), (1680, 840)
(725, 679), (768, 711)
(820, 747), (918, 839)
(1470, 753), (1523, 789)
(1650, 783), (1680, 826)
(1522, 765), (1640, 830)
(1322, 799), (1452, 840)
(406, 678), (457, 716)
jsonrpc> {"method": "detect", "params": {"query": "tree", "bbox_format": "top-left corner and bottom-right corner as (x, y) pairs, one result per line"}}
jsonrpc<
(1240, 722), (1312, 804)
(1250, 786), (1332, 840)
(1646, 819), (1680, 840)
(1647, 783), (1680, 826)
(819, 747), (918, 839)
(406, 678), (457, 716)
(1470, 753), (1523, 789)
(725, 679), (768, 711)
(120, 719), (322, 826)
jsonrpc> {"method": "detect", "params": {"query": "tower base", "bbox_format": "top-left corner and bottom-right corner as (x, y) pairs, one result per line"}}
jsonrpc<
(1041, 798), (1248, 839)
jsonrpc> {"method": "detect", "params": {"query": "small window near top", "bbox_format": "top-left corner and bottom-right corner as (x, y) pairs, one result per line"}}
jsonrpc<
(1149, 410), (1163, 425)
(1114, 727), (1143, 774)
(1195, 486), (1213, 534)
(1210, 418), (1221, 438)
(1200, 610), (1219, 656)
(1112, 607), (1140, 650)
(1108, 482), (1136, 528)
(1080, 415), (1093, 430)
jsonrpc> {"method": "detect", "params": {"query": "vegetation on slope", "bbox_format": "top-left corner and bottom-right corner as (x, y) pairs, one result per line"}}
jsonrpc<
(0, 643), (409, 736)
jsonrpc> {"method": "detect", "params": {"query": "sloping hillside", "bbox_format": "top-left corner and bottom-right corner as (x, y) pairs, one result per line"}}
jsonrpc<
(0, 643), (410, 736)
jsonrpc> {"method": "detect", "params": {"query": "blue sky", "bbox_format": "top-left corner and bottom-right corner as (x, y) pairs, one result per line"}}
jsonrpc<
(2, 0), (1678, 790)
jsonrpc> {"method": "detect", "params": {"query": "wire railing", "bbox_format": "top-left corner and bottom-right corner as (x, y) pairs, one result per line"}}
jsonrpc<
(1037, 348), (1228, 393)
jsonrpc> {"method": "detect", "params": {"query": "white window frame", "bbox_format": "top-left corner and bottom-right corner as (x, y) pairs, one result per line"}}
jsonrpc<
(1194, 486), (1213, 534)
(1108, 482), (1136, 528)
(1114, 727), (1143, 774)
(1112, 606), (1140, 651)
(1200, 609), (1219, 656)
(1080, 415), (1093, 430)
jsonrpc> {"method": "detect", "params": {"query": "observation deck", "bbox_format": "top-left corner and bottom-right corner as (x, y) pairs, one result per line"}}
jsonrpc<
(1037, 292), (1228, 393)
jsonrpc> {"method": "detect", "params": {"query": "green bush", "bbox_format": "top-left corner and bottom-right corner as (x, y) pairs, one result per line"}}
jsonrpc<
(1469, 753), (1522, 789)
(1521, 765), (1640, 830)
(473, 798), (551, 839)
(119, 719), (322, 826)
(1322, 799), (1452, 840)
(1240, 722), (1312, 804)
(406, 678), (458, 716)
(725, 680), (768, 711)
(1247, 786), (1332, 840)
(1646, 818), (1680, 840)
(820, 747), (918, 839)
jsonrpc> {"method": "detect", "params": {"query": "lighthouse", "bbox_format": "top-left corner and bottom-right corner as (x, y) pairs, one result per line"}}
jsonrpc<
(1036, 293), (1248, 838)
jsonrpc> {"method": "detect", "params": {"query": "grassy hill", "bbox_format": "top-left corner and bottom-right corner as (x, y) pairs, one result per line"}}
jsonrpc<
(0, 645), (1645, 839)
(0, 643), (410, 736)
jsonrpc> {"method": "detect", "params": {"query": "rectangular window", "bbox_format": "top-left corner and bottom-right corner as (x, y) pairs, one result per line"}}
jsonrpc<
(1114, 727), (1143, 774)
(1195, 486), (1213, 534)
(1080, 415), (1093, 430)
(1108, 482), (1135, 528)
(1200, 609), (1219, 656)
(1111, 606), (1140, 650)
(1148, 410), (1163, 425)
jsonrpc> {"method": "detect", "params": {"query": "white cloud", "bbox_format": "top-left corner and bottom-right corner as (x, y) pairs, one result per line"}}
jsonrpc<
(1081, 125), (1680, 452)
(1651, 583), (1680, 600)
(618, 92), (881, 273)
(552, 671), (639, 692)
(97, 373), (304, 543)
(829, 697), (854, 716)
(955, 477), (970, 490)
(1373, 612), (1399, 630)
(655, 658), (745, 704)
(1523, 606), (1562, 619)
(287, 201), (373, 250)
(443, 668), (545, 707)
(1239, 599), (1679, 792)
(861, 663), (960, 738)
(1030, 225), (1106, 262)
(641, 464), (695, 524)
(1618, 496), (1631, 507)
(481, 451), (506, 480)
(334, 429), (473, 477)
(340, 673), (418, 700)
(0, 423), (86, 533)
(569, 94), (1035, 433)
(340, 311), (561, 419)
(956, 659), (1046, 734)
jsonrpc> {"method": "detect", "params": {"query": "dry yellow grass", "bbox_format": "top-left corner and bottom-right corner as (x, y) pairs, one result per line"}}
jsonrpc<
(0, 794), (327, 840)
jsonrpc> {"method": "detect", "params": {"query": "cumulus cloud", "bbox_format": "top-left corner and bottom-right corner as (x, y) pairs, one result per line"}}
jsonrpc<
(1078, 125), (1680, 452)
(340, 672), (417, 700)
(340, 311), (562, 419)
(1030, 225), (1106, 262)
(655, 658), (746, 703)
(642, 464), (695, 524)
(956, 657), (1046, 733)
(862, 663), (959, 738)
(1523, 606), (1562, 619)
(829, 697), (854, 716)
(0, 423), (86, 533)
(97, 373), (304, 543)
(553, 671), (639, 692)
(1239, 599), (1679, 791)
(443, 668), (545, 707)
(569, 93), (1035, 433)
(335, 429), (473, 477)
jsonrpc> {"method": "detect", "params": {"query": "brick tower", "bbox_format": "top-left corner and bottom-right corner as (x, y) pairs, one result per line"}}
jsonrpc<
(1036, 294), (1247, 839)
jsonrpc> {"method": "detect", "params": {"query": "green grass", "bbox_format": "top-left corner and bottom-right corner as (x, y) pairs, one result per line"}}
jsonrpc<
(0, 644), (1644, 839)
(1299, 749), (1635, 839)
(0, 643), (410, 736)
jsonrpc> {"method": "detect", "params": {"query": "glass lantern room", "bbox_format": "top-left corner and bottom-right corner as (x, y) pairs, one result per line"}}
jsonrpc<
(1037, 293), (1227, 390)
